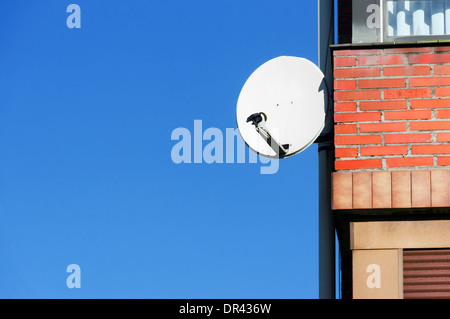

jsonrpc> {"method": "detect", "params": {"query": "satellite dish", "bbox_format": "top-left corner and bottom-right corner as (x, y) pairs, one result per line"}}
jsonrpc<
(236, 56), (327, 159)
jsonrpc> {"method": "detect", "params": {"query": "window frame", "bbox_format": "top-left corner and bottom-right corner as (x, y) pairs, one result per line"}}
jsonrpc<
(382, 0), (450, 42)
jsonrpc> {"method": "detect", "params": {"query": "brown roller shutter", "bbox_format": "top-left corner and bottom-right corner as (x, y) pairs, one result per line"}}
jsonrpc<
(403, 249), (450, 299)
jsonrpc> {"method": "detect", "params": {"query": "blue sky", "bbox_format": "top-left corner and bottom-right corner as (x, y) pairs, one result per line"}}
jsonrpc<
(0, 0), (326, 298)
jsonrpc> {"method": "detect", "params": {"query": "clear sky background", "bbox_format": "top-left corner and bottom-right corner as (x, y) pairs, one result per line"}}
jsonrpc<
(0, 0), (329, 298)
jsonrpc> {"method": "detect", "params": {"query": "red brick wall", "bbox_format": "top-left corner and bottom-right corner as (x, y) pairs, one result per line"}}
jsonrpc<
(333, 46), (450, 171)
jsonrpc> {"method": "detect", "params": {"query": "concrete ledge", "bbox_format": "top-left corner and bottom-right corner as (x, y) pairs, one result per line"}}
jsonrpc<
(332, 169), (450, 210)
(351, 220), (450, 250)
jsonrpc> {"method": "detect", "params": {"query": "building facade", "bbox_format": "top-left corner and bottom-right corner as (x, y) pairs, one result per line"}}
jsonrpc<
(332, 0), (450, 299)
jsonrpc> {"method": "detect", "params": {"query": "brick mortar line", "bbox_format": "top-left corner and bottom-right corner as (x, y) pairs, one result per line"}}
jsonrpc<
(334, 49), (450, 57)
(335, 155), (436, 160)
(336, 119), (450, 124)
(335, 141), (450, 146)
(335, 152), (450, 157)
(334, 167), (449, 172)
(336, 75), (445, 80)
(335, 100), (448, 104)
(335, 133), (450, 137)
(333, 85), (450, 89)
(335, 127), (450, 130)
(335, 87), (450, 91)
(334, 77), (448, 81)
(334, 110), (450, 113)
(334, 87), (450, 91)
(336, 60), (450, 66)
(335, 107), (450, 111)
(335, 143), (450, 149)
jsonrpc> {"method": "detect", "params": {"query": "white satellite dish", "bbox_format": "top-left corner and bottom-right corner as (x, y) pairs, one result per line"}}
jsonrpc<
(236, 56), (327, 158)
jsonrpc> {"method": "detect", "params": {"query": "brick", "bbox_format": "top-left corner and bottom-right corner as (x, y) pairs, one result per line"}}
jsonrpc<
(333, 50), (356, 57)
(335, 148), (358, 158)
(412, 145), (450, 155)
(334, 56), (357, 67)
(383, 47), (431, 54)
(436, 87), (450, 97)
(410, 121), (450, 131)
(383, 65), (430, 76)
(359, 55), (405, 66)
(437, 157), (450, 166)
(334, 90), (381, 101)
(435, 65), (450, 75)
(360, 100), (407, 111)
(331, 172), (353, 209)
(384, 110), (431, 120)
(335, 135), (382, 145)
(431, 170), (450, 207)
(334, 124), (357, 134)
(359, 122), (407, 133)
(352, 172), (372, 209)
(384, 133), (432, 144)
(372, 171), (392, 208)
(434, 46), (450, 52)
(334, 67), (381, 79)
(409, 53), (450, 64)
(410, 77), (450, 87)
(335, 158), (382, 170)
(436, 110), (450, 119)
(334, 49), (382, 56)
(335, 102), (357, 112)
(392, 170), (411, 208)
(334, 112), (381, 123)
(411, 170), (431, 207)
(384, 88), (431, 99)
(411, 99), (450, 109)
(437, 133), (450, 142)
(386, 157), (434, 168)
(334, 80), (357, 90)
(359, 78), (406, 89)
(360, 145), (408, 156)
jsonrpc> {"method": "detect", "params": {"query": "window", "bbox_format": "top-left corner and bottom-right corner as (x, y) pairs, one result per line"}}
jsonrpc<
(351, 0), (450, 43)
(387, 0), (450, 38)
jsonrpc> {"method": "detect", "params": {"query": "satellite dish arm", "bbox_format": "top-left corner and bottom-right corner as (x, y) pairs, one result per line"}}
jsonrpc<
(246, 112), (289, 158)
